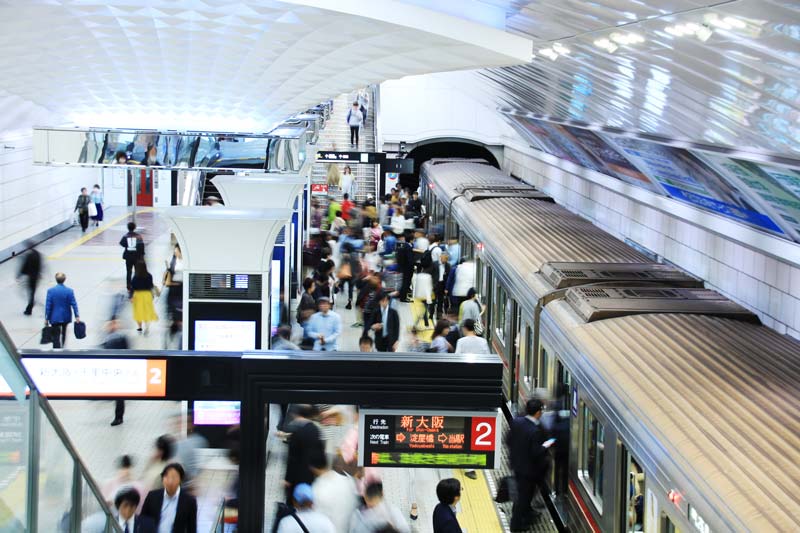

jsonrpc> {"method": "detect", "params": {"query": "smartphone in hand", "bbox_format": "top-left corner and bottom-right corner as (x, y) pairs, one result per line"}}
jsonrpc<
(543, 438), (556, 448)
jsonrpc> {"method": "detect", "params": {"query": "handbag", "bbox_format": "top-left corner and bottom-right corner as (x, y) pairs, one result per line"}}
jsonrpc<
(73, 321), (86, 340)
(87, 202), (98, 217)
(473, 300), (485, 336)
(40, 325), (54, 345)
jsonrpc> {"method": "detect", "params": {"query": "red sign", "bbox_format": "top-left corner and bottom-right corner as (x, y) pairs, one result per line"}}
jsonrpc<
(470, 416), (496, 451)
(310, 183), (328, 196)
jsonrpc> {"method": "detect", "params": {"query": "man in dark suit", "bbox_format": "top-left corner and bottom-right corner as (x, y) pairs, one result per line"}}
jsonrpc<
(18, 245), (41, 315)
(395, 234), (414, 302)
(120, 221), (145, 291)
(44, 272), (80, 348)
(433, 478), (463, 532)
(114, 487), (156, 533)
(509, 398), (554, 531)
(369, 292), (400, 352)
(141, 463), (197, 533)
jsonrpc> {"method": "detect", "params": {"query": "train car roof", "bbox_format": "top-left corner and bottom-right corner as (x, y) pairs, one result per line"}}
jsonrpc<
(548, 303), (800, 531)
(421, 158), (519, 204)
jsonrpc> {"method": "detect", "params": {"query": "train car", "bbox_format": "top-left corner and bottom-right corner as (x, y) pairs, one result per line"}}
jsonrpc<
(419, 158), (800, 532)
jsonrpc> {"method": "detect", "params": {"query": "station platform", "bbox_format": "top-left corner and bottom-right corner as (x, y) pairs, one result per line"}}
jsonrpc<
(0, 208), (556, 532)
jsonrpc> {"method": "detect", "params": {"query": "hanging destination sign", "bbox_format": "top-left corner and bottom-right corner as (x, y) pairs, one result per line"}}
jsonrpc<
(358, 409), (500, 469)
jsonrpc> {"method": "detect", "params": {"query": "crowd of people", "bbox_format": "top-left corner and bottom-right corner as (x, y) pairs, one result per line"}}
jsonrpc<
(299, 186), (489, 356)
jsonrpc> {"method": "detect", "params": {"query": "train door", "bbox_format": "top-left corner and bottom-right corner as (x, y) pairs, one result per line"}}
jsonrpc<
(550, 359), (572, 496)
(620, 445), (646, 532)
(136, 168), (154, 206)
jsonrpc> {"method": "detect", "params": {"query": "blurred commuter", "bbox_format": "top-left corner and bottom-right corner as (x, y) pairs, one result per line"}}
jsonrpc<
(378, 227), (396, 257)
(45, 272), (80, 348)
(341, 165), (357, 199)
(331, 210), (347, 235)
(395, 233), (414, 302)
(115, 487), (156, 533)
(74, 187), (91, 232)
(406, 191), (423, 224)
(273, 325), (300, 350)
(327, 196), (342, 229)
(459, 288), (483, 331)
(434, 252), (451, 319)
(412, 262), (434, 318)
(347, 101), (364, 146)
(18, 244), (42, 315)
(101, 319), (130, 426)
(450, 258), (475, 311)
(349, 481), (409, 533)
(120, 222), (145, 291)
(311, 453), (359, 532)
(429, 320), (452, 353)
(143, 144), (161, 166)
(297, 278), (317, 349)
(90, 184), (104, 227)
(141, 463), (197, 533)
(327, 163), (341, 190)
(103, 456), (146, 513)
(359, 335), (374, 352)
(311, 200), (324, 229)
(164, 318), (182, 350)
(444, 314), (461, 353)
(412, 229), (429, 259)
(390, 207), (406, 237)
(433, 478), (463, 533)
(341, 193), (355, 221)
(509, 399), (553, 531)
(356, 274), (381, 329)
(446, 238), (460, 268)
(114, 151), (129, 164)
(130, 261), (159, 334)
(369, 292), (400, 352)
(141, 435), (176, 491)
(277, 483), (335, 533)
(455, 319), (489, 354)
(173, 416), (208, 490)
(284, 405), (325, 502)
(163, 244), (183, 320)
(306, 297), (341, 351)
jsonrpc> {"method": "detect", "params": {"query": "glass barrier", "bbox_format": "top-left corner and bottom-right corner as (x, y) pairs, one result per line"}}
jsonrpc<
(0, 325), (120, 532)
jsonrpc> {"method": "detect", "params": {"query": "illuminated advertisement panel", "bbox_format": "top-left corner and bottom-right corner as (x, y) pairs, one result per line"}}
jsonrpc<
(358, 409), (499, 469)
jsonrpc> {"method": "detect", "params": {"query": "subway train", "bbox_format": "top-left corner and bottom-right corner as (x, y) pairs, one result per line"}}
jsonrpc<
(419, 159), (800, 533)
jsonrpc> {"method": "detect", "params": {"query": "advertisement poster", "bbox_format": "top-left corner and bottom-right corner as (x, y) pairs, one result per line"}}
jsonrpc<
(535, 121), (607, 174)
(562, 126), (664, 193)
(509, 117), (582, 164)
(194, 321), (256, 351)
(698, 154), (800, 241)
(602, 135), (784, 234)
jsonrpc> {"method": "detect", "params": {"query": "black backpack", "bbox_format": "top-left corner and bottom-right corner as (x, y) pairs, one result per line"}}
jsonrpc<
(420, 248), (433, 268)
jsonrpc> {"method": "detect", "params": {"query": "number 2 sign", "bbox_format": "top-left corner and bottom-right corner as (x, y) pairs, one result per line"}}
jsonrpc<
(470, 416), (497, 451)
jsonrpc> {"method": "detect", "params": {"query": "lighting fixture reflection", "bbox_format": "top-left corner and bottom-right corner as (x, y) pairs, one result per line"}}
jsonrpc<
(703, 13), (747, 30)
(538, 47), (559, 61)
(594, 38), (618, 53)
(552, 42), (570, 55)
(665, 22), (714, 42)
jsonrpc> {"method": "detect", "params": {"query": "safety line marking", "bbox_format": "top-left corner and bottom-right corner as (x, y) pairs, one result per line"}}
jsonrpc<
(47, 207), (156, 260)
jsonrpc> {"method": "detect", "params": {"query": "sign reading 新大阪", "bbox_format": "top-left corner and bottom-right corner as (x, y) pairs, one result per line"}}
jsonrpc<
(358, 409), (500, 469)
(18, 358), (167, 398)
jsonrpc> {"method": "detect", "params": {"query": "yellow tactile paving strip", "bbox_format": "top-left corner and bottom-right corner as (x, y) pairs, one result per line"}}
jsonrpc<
(454, 469), (504, 533)
(47, 207), (156, 259)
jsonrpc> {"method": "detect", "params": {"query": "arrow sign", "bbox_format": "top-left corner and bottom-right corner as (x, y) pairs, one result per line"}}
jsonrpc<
(395, 433), (406, 443)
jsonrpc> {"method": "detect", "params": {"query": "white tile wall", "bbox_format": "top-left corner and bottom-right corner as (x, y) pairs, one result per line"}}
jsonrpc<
(504, 145), (800, 340)
(0, 134), (102, 252)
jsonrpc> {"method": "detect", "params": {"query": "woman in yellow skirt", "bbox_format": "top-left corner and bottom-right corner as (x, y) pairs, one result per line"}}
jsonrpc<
(130, 260), (159, 333)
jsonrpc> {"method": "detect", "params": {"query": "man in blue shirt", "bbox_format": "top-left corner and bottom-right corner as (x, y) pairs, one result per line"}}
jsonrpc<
(306, 297), (342, 351)
(45, 272), (80, 348)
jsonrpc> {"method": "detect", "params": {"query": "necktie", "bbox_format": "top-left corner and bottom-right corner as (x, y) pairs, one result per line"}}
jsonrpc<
(124, 523), (130, 533)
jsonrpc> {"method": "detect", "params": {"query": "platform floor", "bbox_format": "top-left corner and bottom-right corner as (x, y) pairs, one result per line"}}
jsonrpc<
(0, 205), (555, 532)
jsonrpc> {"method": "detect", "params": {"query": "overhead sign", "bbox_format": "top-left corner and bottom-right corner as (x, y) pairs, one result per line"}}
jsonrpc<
(358, 409), (500, 469)
(316, 151), (385, 164)
(384, 158), (414, 174)
(310, 183), (328, 196)
(17, 358), (167, 398)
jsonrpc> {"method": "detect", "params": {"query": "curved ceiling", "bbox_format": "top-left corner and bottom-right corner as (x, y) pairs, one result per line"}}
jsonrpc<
(419, 0), (800, 158)
(0, 0), (530, 133)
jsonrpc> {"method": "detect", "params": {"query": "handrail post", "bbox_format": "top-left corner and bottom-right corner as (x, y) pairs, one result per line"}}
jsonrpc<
(26, 389), (40, 532)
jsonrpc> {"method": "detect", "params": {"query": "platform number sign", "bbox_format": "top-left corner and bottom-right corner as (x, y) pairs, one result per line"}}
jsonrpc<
(359, 409), (500, 469)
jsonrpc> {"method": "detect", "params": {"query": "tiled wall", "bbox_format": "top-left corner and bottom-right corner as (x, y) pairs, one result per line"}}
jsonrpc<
(0, 134), (101, 253)
(503, 144), (800, 340)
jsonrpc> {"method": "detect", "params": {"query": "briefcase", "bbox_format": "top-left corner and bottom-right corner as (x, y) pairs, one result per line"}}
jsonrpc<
(39, 325), (54, 345)
(73, 321), (86, 340)
(495, 475), (517, 503)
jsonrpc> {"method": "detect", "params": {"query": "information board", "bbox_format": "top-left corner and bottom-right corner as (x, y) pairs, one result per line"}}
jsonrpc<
(316, 151), (385, 164)
(358, 409), (499, 469)
(19, 358), (167, 398)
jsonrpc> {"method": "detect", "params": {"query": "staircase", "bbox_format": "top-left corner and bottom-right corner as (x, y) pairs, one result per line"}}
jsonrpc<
(310, 88), (377, 204)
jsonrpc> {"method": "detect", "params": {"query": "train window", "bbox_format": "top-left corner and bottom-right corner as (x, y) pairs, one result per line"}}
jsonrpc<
(661, 514), (681, 533)
(522, 325), (533, 384)
(622, 449), (645, 532)
(580, 405), (605, 512)
(495, 284), (508, 342)
(539, 346), (550, 389)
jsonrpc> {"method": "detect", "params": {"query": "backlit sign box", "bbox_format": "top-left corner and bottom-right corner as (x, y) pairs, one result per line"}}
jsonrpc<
(0, 358), (167, 398)
(358, 409), (500, 469)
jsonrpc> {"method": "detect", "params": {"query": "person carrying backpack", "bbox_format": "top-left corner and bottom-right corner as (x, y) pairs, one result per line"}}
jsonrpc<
(348, 481), (409, 533)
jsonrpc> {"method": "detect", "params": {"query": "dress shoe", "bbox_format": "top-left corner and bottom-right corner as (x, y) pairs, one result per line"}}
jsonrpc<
(110, 418), (123, 426)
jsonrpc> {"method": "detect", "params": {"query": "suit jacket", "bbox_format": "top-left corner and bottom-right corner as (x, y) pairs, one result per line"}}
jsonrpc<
(127, 515), (156, 533)
(432, 503), (462, 533)
(285, 419), (324, 486)
(509, 416), (549, 481)
(435, 262), (451, 290)
(141, 489), (197, 533)
(120, 232), (145, 262)
(369, 305), (400, 349)
(45, 284), (79, 324)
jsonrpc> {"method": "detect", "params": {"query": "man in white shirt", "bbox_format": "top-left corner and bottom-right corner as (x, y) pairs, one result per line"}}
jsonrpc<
(311, 453), (359, 532)
(141, 463), (197, 533)
(455, 319), (490, 354)
(115, 487), (156, 533)
(277, 483), (335, 533)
